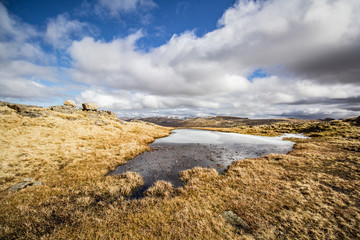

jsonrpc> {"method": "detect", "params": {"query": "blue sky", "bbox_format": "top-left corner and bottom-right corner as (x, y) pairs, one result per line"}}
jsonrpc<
(5, 0), (236, 49)
(1, 0), (360, 119)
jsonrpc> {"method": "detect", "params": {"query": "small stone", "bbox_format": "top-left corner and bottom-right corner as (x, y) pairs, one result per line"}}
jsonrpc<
(8, 181), (32, 191)
(23, 178), (33, 182)
(18, 153), (28, 158)
(222, 210), (250, 230)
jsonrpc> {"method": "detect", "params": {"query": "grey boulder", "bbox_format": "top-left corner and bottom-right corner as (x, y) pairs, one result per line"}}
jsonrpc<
(82, 103), (98, 111)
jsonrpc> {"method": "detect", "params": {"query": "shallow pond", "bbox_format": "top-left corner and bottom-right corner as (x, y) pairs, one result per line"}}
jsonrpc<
(109, 129), (307, 197)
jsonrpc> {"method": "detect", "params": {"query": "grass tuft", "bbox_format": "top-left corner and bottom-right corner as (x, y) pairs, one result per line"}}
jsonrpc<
(145, 180), (174, 198)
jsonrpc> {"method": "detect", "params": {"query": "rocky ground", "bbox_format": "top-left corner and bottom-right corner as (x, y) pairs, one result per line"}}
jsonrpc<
(0, 100), (117, 119)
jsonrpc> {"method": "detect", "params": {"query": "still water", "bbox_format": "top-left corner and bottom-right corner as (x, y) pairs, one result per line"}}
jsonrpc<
(110, 129), (307, 197)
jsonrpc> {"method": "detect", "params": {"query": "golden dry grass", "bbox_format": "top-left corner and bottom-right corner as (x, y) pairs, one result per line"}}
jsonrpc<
(193, 120), (321, 137)
(0, 106), (170, 189)
(0, 106), (359, 239)
(144, 180), (175, 198)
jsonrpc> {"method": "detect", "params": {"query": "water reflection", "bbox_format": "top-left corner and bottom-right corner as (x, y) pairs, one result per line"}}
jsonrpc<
(110, 129), (307, 197)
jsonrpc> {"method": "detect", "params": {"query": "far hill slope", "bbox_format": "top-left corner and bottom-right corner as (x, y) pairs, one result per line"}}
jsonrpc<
(133, 116), (316, 128)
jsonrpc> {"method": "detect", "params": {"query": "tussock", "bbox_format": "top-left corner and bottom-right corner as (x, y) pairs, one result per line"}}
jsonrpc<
(180, 167), (219, 183)
(145, 180), (174, 198)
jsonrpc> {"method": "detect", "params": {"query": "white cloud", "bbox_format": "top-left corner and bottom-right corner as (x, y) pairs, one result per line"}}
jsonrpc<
(45, 13), (95, 49)
(0, 3), (60, 101)
(1, 0), (360, 119)
(75, 88), (222, 111)
(0, 4), (37, 42)
(0, 60), (57, 98)
(69, 32), (252, 96)
(68, 0), (360, 118)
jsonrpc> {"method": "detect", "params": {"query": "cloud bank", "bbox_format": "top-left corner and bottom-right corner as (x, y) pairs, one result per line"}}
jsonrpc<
(1, 0), (360, 118)
(71, 0), (360, 118)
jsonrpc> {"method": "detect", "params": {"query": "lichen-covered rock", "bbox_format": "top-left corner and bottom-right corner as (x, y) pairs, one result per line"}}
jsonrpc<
(82, 103), (98, 111)
(8, 178), (42, 191)
(222, 210), (250, 230)
(8, 181), (32, 191)
(64, 100), (76, 107)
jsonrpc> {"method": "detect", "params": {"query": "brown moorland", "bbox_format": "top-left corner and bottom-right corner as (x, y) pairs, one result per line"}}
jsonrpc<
(0, 103), (359, 239)
(133, 116), (315, 128)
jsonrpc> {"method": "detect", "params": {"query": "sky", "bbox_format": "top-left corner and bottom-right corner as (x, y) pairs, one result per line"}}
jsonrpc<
(1, 0), (360, 119)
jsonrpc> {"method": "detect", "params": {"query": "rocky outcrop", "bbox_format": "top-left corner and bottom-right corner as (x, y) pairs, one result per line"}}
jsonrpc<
(49, 104), (118, 118)
(64, 100), (76, 107)
(1, 100), (118, 120)
(0, 101), (43, 118)
(0, 101), (40, 109)
(82, 103), (98, 111)
(48, 105), (81, 114)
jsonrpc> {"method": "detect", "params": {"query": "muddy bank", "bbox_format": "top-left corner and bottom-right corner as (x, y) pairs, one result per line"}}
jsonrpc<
(110, 129), (306, 197)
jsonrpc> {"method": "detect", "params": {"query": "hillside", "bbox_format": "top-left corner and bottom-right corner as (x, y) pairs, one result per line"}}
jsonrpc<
(134, 116), (316, 128)
(0, 101), (359, 239)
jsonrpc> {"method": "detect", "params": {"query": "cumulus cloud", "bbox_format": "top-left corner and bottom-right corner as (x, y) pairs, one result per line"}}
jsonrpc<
(45, 13), (95, 49)
(0, 3), (59, 101)
(1, 0), (360, 118)
(68, 0), (360, 118)
(209, 0), (360, 81)
(0, 61), (57, 98)
(69, 32), (251, 96)
(0, 3), (42, 61)
(0, 4), (36, 42)
(75, 88), (222, 111)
